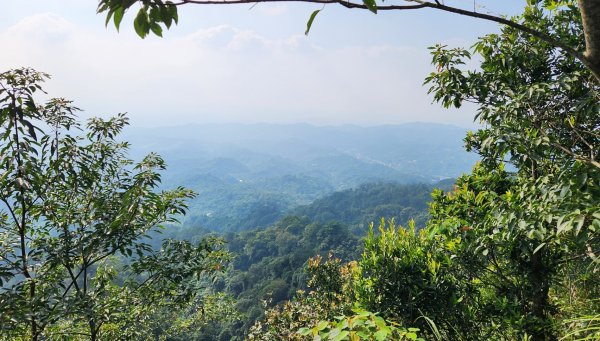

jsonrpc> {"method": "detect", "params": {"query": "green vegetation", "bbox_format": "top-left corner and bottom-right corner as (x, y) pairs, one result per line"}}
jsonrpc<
(292, 182), (440, 233)
(1, 1), (598, 340)
(220, 217), (361, 338)
(140, 181), (436, 339)
(0, 69), (231, 340)
(247, 2), (600, 340)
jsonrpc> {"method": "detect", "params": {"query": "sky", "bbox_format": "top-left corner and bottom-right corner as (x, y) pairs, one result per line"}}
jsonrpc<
(0, 1), (524, 128)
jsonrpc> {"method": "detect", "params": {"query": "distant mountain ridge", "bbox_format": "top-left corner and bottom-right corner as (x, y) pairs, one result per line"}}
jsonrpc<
(122, 122), (477, 231)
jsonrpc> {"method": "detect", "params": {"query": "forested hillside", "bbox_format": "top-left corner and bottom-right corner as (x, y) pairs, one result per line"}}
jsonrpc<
(218, 217), (360, 338)
(123, 123), (475, 231)
(292, 182), (450, 232)
(219, 183), (441, 337)
(155, 181), (438, 339)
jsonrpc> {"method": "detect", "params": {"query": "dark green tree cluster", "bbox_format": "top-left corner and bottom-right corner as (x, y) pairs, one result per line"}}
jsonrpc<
(292, 182), (436, 233)
(216, 216), (361, 338)
(420, 2), (599, 338)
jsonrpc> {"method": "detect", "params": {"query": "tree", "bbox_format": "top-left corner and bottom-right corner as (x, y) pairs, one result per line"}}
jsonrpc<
(0, 68), (231, 340)
(423, 2), (599, 339)
(94, 0), (600, 81)
(355, 220), (475, 340)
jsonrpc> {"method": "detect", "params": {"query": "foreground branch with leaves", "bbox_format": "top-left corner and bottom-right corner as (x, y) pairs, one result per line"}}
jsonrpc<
(95, 0), (600, 81)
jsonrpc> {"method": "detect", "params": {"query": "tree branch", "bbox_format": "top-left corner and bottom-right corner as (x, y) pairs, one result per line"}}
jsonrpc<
(169, 0), (599, 80)
(176, 0), (427, 10)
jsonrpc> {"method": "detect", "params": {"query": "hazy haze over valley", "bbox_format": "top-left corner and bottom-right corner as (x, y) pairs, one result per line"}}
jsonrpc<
(123, 122), (476, 231)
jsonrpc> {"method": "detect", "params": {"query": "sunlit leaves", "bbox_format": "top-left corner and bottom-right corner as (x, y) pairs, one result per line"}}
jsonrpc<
(424, 2), (599, 339)
(299, 308), (423, 341)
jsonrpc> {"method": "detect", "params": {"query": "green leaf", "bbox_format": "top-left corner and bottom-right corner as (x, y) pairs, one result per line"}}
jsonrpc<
(22, 119), (37, 140)
(374, 329), (387, 341)
(113, 6), (124, 31)
(357, 331), (369, 339)
(557, 218), (572, 234)
(298, 327), (311, 335)
(333, 330), (349, 341)
(328, 327), (341, 339)
(150, 22), (163, 37)
(573, 215), (586, 235)
(105, 7), (115, 27)
(305, 9), (321, 36)
(134, 8), (149, 38)
(362, 0), (378, 14)
(353, 308), (370, 317)
(533, 242), (546, 254)
(317, 321), (329, 331)
(167, 3), (178, 24)
(374, 316), (386, 329)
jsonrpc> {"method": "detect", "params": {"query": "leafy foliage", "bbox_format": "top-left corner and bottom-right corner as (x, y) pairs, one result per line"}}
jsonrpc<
(98, 0), (178, 38)
(249, 246), (424, 341)
(151, 181), (434, 339)
(355, 219), (482, 340)
(298, 308), (423, 341)
(247, 255), (357, 340)
(221, 217), (361, 336)
(0, 68), (231, 340)
(423, 2), (599, 339)
(248, 3), (599, 341)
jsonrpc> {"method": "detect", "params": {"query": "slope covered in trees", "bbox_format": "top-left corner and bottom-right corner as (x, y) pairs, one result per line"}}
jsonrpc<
(124, 123), (473, 231)
(219, 217), (361, 338)
(292, 181), (451, 232)
(151, 181), (437, 339)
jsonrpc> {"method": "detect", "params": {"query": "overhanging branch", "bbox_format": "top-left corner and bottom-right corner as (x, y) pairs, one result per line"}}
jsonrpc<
(172, 0), (599, 80)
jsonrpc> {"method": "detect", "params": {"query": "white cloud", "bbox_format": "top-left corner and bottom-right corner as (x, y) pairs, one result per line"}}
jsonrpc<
(4, 12), (74, 41)
(0, 12), (475, 127)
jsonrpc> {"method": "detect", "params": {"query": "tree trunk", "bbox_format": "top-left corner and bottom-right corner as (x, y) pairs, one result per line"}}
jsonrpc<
(579, 0), (600, 79)
(89, 319), (98, 341)
(527, 250), (555, 341)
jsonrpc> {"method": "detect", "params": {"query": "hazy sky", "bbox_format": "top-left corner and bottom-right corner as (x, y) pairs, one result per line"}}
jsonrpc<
(0, 1), (524, 127)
